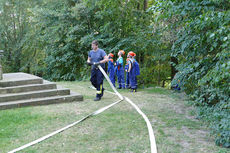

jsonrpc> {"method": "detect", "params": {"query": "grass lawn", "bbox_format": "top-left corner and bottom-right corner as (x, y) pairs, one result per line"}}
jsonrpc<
(0, 81), (229, 153)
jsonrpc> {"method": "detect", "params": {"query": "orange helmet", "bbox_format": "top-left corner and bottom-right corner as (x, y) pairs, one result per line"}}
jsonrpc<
(119, 50), (125, 55)
(109, 53), (114, 58)
(128, 51), (135, 57)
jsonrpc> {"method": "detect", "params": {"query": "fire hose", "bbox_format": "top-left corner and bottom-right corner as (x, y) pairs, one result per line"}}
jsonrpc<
(8, 65), (157, 153)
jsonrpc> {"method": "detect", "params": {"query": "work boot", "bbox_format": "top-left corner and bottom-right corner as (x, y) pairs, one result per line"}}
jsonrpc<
(101, 88), (105, 97)
(130, 89), (137, 92)
(94, 97), (101, 101)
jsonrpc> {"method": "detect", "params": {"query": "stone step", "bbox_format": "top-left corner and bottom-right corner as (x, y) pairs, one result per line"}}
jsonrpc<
(0, 73), (43, 87)
(0, 92), (83, 110)
(0, 78), (43, 87)
(0, 83), (57, 94)
(0, 89), (70, 103)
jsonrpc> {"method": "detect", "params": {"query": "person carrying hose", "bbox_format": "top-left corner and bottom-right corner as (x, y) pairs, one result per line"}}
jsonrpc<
(107, 53), (116, 87)
(87, 40), (108, 101)
(115, 50), (125, 89)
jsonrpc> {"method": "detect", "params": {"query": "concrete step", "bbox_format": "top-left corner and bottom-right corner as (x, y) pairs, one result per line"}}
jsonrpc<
(0, 83), (57, 94)
(0, 89), (70, 103)
(0, 73), (43, 87)
(0, 92), (83, 110)
(0, 78), (43, 87)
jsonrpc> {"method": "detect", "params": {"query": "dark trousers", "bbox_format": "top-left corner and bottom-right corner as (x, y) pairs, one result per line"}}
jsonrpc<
(129, 71), (137, 89)
(117, 68), (125, 88)
(90, 68), (104, 98)
(126, 72), (130, 88)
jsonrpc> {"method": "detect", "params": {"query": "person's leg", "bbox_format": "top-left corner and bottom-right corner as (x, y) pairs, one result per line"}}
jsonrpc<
(129, 71), (132, 90)
(126, 72), (129, 88)
(96, 69), (104, 99)
(90, 69), (97, 88)
(91, 69), (100, 101)
(135, 76), (138, 90)
(111, 72), (116, 87)
(133, 76), (137, 92)
(130, 72), (137, 92)
(117, 70), (122, 89)
(109, 71), (115, 87)
(120, 69), (125, 88)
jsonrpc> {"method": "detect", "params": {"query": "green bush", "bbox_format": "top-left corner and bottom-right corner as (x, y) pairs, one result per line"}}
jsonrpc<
(170, 1), (230, 147)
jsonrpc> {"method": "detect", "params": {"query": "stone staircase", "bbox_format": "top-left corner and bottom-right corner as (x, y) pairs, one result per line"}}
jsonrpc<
(0, 73), (83, 110)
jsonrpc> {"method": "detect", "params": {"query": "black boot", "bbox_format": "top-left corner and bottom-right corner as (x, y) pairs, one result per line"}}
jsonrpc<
(94, 97), (101, 101)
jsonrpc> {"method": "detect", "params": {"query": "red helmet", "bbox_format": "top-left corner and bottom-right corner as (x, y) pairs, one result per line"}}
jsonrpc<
(128, 51), (135, 57)
(109, 53), (114, 57)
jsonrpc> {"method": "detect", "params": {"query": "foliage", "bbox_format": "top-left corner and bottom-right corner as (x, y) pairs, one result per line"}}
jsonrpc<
(0, 0), (229, 147)
(159, 0), (230, 147)
(0, 0), (46, 75)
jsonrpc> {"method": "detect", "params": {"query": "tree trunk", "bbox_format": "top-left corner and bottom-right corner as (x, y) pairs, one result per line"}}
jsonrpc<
(158, 60), (161, 85)
(143, 0), (148, 11)
(171, 56), (178, 80)
(137, 3), (140, 10)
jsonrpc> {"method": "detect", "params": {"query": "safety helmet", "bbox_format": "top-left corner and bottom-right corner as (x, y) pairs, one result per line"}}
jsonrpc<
(128, 51), (135, 57)
(119, 50), (125, 55)
(109, 53), (114, 57)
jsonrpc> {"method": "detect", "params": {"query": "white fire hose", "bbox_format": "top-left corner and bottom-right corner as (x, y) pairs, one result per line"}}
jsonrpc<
(8, 65), (157, 153)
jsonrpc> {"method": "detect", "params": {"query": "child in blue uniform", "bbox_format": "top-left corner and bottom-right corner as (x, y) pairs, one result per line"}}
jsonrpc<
(133, 53), (140, 88)
(107, 53), (116, 87)
(115, 50), (125, 89)
(128, 51), (140, 92)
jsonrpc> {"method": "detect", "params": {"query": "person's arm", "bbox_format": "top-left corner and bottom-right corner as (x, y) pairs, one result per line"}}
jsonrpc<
(128, 61), (132, 72)
(125, 64), (128, 72)
(87, 51), (91, 63)
(99, 55), (108, 64)
(87, 57), (91, 63)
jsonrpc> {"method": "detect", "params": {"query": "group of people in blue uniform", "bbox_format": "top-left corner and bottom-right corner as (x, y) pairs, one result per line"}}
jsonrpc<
(87, 40), (140, 101)
(107, 50), (140, 92)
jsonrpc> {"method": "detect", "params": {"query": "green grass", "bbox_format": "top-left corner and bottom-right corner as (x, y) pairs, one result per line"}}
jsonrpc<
(144, 86), (171, 95)
(0, 81), (229, 153)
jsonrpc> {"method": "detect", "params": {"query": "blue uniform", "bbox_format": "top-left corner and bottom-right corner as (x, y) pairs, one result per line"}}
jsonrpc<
(133, 59), (140, 88)
(129, 59), (137, 90)
(108, 59), (115, 87)
(88, 49), (106, 98)
(125, 63), (130, 88)
(116, 57), (125, 88)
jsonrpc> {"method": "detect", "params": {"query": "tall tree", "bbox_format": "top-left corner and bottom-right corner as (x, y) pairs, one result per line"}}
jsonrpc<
(0, 0), (43, 72)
